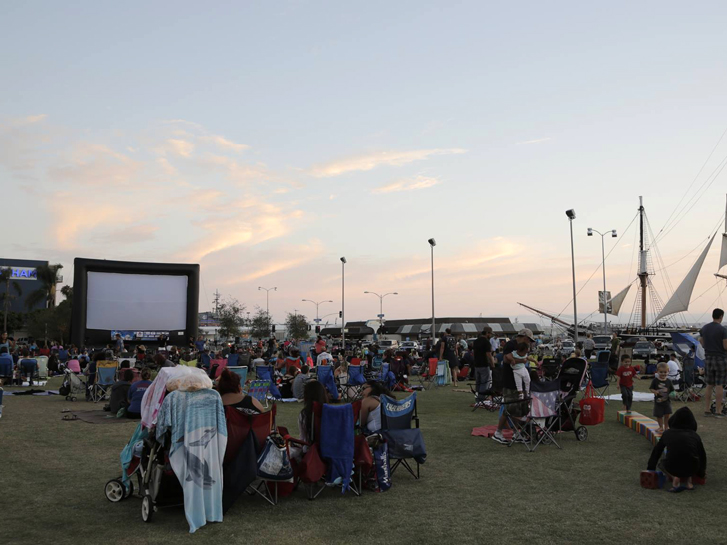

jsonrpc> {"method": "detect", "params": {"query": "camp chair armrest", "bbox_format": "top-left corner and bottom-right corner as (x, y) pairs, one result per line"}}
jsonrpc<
(285, 437), (310, 448)
(501, 397), (532, 405)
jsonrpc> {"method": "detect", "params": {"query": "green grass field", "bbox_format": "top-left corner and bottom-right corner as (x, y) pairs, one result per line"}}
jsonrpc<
(0, 376), (724, 545)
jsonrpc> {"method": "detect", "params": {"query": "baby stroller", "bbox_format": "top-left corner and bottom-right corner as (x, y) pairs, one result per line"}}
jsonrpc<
(58, 368), (86, 401)
(549, 357), (589, 442)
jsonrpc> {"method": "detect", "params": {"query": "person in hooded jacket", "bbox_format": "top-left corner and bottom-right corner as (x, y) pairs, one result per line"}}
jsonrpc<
(647, 406), (707, 492)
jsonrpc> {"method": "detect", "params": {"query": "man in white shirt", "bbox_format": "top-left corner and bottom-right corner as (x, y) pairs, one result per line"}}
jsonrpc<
(316, 351), (333, 367)
(489, 335), (499, 353)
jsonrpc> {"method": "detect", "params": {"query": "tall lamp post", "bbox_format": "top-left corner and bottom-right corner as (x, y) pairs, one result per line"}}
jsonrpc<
(340, 257), (346, 348)
(302, 299), (333, 328)
(428, 238), (436, 343)
(565, 211), (578, 345)
(587, 227), (618, 334)
(258, 286), (277, 336)
(363, 291), (398, 338)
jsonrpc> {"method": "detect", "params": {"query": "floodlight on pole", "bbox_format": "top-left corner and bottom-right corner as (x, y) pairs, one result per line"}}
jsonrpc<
(587, 227), (618, 334)
(340, 257), (346, 348)
(428, 238), (436, 341)
(565, 211), (578, 344)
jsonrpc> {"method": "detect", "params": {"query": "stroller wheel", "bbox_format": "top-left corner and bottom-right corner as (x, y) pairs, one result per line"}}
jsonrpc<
(104, 479), (125, 502)
(576, 426), (588, 441)
(141, 494), (154, 522)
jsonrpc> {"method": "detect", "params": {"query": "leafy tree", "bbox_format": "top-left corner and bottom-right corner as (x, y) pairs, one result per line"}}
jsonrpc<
(285, 312), (310, 340)
(250, 307), (272, 339)
(25, 264), (63, 310)
(217, 297), (246, 340)
(25, 286), (74, 344)
(0, 268), (23, 333)
(4, 311), (24, 334)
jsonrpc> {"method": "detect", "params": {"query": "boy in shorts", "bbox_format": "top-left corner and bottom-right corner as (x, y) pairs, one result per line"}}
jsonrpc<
(649, 362), (674, 432)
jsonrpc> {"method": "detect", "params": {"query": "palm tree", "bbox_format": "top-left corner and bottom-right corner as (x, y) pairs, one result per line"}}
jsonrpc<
(0, 268), (23, 333)
(25, 264), (63, 310)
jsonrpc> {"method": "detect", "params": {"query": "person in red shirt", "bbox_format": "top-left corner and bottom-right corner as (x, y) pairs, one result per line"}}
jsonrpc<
(616, 354), (638, 412)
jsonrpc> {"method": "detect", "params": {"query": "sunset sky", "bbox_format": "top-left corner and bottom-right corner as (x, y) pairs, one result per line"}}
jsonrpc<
(2, 2), (727, 328)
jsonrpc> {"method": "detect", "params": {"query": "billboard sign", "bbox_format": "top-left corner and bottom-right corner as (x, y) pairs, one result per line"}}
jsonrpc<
(1, 266), (38, 280)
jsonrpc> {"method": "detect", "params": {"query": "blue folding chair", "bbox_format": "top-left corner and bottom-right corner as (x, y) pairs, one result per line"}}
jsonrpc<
(246, 379), (271, 408)
(200, 352), (211, 370)
(380, 393), (425, 479)
(255, 365), (281, 399)
(93, 360), (118, 402)
(590, 360), (610, 404)
(316, 365), (339, 401)
(227, 353), (239, 367)
(228, 366), (248, 386)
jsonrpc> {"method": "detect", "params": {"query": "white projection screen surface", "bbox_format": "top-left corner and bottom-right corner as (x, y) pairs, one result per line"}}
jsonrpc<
(86, 272), (188, 330)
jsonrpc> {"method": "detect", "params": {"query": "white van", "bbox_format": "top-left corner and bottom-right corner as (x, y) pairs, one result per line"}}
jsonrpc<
(378, 339), (399, 350)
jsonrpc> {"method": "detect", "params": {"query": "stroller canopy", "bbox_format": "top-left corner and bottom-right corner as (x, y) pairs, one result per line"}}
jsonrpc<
(670, 332), (705, 368)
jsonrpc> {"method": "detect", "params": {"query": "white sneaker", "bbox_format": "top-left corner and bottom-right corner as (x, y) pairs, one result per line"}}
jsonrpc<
(491, 432), (510, 445)
(512, 433), (527, 444)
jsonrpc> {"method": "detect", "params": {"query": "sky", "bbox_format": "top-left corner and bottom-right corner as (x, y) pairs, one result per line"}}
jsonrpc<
(2, 1), (727, 328)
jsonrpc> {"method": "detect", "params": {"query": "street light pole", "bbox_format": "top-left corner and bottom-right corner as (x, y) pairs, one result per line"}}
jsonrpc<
(363, 291), (398, 338)
(302, 299), (333, 326)
(340, 257), (346, 348)
(428, 238), (436, 343)
(588, 227), (618, 334)
(258, 286), (277, 336)
(565, 211), (578, 345)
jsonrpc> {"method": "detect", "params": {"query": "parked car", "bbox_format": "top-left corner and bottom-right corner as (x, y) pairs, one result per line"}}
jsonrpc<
(378, 339), (399, 350)
(593, 335), (611, 351)
(560, 340), (576, 356)
(632, 341), (657, 360)
(399, 341), (419, 351)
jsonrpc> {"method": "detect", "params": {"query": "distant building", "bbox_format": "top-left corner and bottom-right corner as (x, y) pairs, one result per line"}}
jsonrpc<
(0, 258), (51, 314)
(320, 317), (543, 340)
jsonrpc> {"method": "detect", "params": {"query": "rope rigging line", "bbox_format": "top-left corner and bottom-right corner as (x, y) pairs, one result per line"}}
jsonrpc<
(655, 125), (727, 244)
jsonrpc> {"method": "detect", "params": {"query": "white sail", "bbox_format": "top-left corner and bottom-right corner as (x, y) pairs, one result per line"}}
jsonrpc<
(654, 234), (715, 323)
(607, 284), (632, 316)
(719, 233), (727, 272)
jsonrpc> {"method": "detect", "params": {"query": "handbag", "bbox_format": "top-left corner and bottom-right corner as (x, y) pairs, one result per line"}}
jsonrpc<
(579, 381), (605, 425)
(257, 433), (293, 480)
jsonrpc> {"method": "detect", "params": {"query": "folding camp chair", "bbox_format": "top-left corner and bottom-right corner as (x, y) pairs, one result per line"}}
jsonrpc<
(256, 365), (282, 399)
(92, 360), (119, 402)
(436, 360), (450, 386)
(209, 358), (227, 378)
(541, 358), (561, 381)
(227, 353), (239, 367)
(228, 366), (248, 386)
(346, 365), (366, 400)
(179, 358), (197, 368)
(316, 365), (339, 401)
(247, 379), (272, 408)
(589, 360), (610, 403)
(36, 356), (49, 379)
(200, 352), (211, 370)
(471, 365), (503, 412)
(285, 401), (364, 499)
(504, 379), (562, 452)
(380, 393), (425, 479)
(418, 358), (439, 390)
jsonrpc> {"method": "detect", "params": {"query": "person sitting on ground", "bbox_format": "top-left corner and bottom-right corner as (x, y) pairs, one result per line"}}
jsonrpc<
(217, 368), (264, 414)
(360, 380), (392, 435)
(505, 342), (531, 399)
(647, 406), (706, 492)
(125, 368), (152, 419)
(108, 368), (134, 414)
(293, 364), (311, 400)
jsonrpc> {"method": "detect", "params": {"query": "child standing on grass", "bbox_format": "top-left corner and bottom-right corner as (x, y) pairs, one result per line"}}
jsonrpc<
(505, 342), (531, 399)
(650, 362), (675, 432)
(616, 354), (637, 412)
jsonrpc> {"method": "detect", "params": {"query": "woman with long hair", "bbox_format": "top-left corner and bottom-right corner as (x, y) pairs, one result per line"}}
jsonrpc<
(360, 380), (392, 434)
(216, 368), (264, 414)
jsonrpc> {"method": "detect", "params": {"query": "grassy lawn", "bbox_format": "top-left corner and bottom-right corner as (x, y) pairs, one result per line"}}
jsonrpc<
(0, 376), (724, 545)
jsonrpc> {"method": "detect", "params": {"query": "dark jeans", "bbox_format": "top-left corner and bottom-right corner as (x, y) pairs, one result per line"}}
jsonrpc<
(620, 385), (633, 410)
